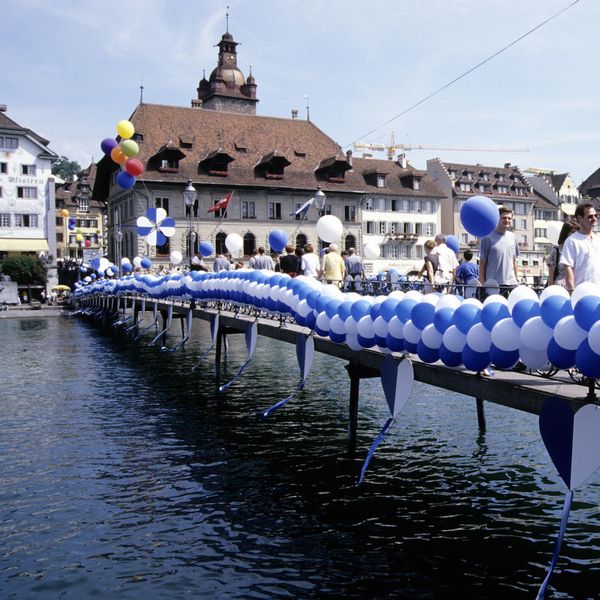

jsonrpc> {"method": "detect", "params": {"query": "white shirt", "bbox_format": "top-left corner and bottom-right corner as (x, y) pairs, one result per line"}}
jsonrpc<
(559, 231), (600, 287)
(435, 243), (458, 281)
(301, 252), (320, 277)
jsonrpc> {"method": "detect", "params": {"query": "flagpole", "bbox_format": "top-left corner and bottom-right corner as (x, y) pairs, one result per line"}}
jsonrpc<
(208, 190), (234, 238)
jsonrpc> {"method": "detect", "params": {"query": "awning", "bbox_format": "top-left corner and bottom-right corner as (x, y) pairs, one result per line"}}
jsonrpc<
(0, 239), (50, 252)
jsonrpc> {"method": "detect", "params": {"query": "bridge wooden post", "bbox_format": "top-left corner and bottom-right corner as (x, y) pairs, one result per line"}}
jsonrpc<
(345, 363), (381, 451)
(214, 325), (243, 386)
(476, 397), (486, 432)
(132, 304), (139, 337)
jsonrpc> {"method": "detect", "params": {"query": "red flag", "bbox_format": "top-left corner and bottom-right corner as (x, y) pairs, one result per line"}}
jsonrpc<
(207, 191), (233, 213)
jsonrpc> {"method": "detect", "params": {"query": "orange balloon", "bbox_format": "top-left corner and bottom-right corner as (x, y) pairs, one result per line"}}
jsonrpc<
(110, 146), (127, 165)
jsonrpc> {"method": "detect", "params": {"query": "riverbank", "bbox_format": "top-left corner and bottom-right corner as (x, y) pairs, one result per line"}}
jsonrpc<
(0, 305), (71, 319)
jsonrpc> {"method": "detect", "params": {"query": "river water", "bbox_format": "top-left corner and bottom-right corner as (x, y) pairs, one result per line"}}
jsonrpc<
(1, 314), (599, 599)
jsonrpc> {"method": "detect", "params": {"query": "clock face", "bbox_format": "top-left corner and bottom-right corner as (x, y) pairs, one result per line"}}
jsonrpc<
(225, 54), (234, 63)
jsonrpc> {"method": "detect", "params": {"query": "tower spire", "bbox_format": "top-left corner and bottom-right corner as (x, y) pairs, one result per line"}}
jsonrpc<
(226, 5), (229, 32)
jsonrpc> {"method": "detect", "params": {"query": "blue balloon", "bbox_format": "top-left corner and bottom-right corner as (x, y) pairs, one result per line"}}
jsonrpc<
(351, 299), (372, 321)
(433, 307), (454, 334)
(540, 295), (572, 328)
(511, 299), (540, 327)
(439, 344), (463, 367)
(369, 302), (382, 320)
(116, 170), (136, 189)
(199, 241), (214, 257)
(547, 338), (576, 369)
(325, 299), (342, 319)
(460, 195), (499, 238)
(490, 344), (519, 369)
(268, 229), (288, 253)
(357, 334), (376, 349)
(417, 340), (439, 363)
(305, 311), (317, 330)
(481, 301), (510, 331)
(396, 298), (417, 323)
(122, 262), (132, 273)
(305, 290), (321, 309)
(462, 345), (490, 371)
(453, 302), (482, 334)
(411, 301), (435, 330)
(91, 257), (100, 270)
(386, 333), (405, 352)
(338, 301), (354, 321)
(141, 257), (152, 269)
(446, 235), (460, 253)
(380, 299), (399, 322)
(573, 295), (600, 330)
(576, 339), (600, 379)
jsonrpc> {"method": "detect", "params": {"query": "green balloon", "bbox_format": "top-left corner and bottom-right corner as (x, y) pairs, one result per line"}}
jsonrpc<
(120, 139), (139, 157)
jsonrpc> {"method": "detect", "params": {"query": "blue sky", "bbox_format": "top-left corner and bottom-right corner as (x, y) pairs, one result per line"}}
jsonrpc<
(2, 0), (598, 184)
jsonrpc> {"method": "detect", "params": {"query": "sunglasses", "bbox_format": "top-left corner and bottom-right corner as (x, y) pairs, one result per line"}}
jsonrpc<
(584, 214), (598, 221)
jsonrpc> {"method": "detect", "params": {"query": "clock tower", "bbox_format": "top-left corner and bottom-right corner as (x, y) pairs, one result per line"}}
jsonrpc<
(193, 29), (259, 115)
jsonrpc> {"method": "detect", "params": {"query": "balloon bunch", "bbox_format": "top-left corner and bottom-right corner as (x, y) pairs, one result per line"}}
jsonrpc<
(101, 120), (143, 189)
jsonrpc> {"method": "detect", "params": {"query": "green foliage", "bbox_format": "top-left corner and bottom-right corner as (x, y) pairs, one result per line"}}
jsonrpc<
(52, 156), (82, 181)
(0, 256), (47, 285)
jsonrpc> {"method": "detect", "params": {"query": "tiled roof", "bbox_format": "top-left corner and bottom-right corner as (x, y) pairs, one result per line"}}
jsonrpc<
(0, 110), (50, 146)
(580, 167), (600, 194)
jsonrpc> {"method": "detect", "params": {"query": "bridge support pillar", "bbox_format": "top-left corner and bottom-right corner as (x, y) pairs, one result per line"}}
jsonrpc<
(345, 363), (381, 451)
(476, 397), (486, 432)
(215, 325), (243, 386)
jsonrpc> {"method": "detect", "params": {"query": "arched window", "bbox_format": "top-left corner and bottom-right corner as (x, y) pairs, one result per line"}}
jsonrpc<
(295, 233), (307, 249)
(156, 237), (170, 256)
(243, 232), (256, 256)
(215, 232), (227, 255)
(345, 234), (356, 252)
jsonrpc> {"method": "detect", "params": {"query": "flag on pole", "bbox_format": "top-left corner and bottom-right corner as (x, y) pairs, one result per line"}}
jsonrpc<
(290, 196), (314, 217)
(207, 191), (234, 213)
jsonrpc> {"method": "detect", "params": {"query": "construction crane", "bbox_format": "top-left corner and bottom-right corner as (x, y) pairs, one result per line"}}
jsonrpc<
(353, 133), (529, 160)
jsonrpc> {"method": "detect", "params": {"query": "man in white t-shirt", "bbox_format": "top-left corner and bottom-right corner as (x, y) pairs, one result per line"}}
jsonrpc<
(434, 234), (459, 284)
(300, 243), (321, 278)
(560, 203), (600, 290)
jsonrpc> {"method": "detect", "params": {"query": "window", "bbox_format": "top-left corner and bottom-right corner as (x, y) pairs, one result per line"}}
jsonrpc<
(460, 182), (472, 192)
(0, 136), (18, 150)
(514, 203), (527, 215)
(0, 213), (10, 227)
(243, 232), (256, 255)
(520, 218), (527, 230)
(344, 205), (356, 222)
(377, 175), (385, 188)
(17, 186), (38, 199)
(366, 221), (375, 234)
(479, 184), (489, 193)
(400, 199), (410, 212)
(520, 235), (528, 246)
(345, 234), (356, 251)
(21, 165), (36, 176)
(155, 197), (169, 213)
(215, 232), (227, 255)
(14, 213), (38, 227)
(268, 202), (281, 220)
(0, 186), (2, 198)
(413, 177), (421, 191)
(387, 244), (398, 259)
(57, 233), (63, 242)
(534, 228), (547, 238)
(78, 196), (89, 212)
(411, 200), (422, 213)
(160, 159), (178, 170)
(449, 170), (457, 178)
(425, 223), (435, 236)
(378, 222), (387, 234)
(461, 233), (469, 244)
(242, 201), (256, 219)
(0, 162), (6, 173)
(497, 185), (509, 194)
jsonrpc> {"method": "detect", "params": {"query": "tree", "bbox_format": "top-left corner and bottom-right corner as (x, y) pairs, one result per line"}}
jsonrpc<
(0, 256), (47, 285)
(52, 156), (82, 181)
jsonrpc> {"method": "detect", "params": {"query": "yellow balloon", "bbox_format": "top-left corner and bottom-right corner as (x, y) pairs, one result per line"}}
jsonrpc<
(116, 119), (135, 139)
(60, 209), (69, 217)
(120, 139), (139, 157)
(76, 233), (83, 242)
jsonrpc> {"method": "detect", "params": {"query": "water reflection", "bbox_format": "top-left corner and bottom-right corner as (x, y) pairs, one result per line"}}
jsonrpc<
(0, 315), (599, 599)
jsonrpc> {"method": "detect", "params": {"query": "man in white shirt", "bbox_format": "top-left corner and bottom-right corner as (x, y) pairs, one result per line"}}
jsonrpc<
(560, 203), (600, 290)
(434, 234), (459, 284)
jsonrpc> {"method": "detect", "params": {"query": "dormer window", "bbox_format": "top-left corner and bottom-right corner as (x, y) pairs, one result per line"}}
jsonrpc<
(449, 169), (457, 179)
(179, 136), (193, 149)
(497, 184), (509, 194)
(480, 172), (490, 181)
(161, 159), (178, 171)
(149, 144), (185, 173)
(479, 183), (490, 193)
(377, 175), (386, 188)
(199, 149), (234, 177)
(315, 155), (352, 183)
(413, 177), (421, 191)
(460, 182), (472, 192)
(255, 151), (290, 180)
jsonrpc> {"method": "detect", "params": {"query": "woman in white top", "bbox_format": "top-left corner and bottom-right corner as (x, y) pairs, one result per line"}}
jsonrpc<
(301, 243), (321, 278)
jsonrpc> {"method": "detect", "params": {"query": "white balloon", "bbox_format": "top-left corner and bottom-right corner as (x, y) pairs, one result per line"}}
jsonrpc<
(539, 284), (570, 303)
(490, 318), (521, 352)
(403, 320), (422, 345)
(436, 294), (462, 311)
(316, 311), (331, 333)
(316, 215), (343, 243)
(225, 233), (243, 254)
(466, 322), (492, 353)
(483, 293), (509, 307)
(520, 317), (553, 351)
(554, 315), (587, 350)
(170, 250), (183, 265)
(546, 221), (563, 246)
(519, 343), (550, 371)
(357, 315), (375, 338)
(133, 256), (142, 268)
(363, 242), (380, 260)
(121, 257), (131, 265)
(373, 315), (389, 338)
(442, 325), (467, 353)
(330, 314), (347, 335)
(588, 321), (600, 355)
(388, 316), (404, 339)
(421, 324), (443, 349)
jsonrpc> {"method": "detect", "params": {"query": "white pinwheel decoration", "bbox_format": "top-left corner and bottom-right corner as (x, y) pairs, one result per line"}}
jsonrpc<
(136, 208), (176, 247)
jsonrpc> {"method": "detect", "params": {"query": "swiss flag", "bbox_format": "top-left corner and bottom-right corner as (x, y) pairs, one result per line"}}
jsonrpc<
(207, 191), (234, 213)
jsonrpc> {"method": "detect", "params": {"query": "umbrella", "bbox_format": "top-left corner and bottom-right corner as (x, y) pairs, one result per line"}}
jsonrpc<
(52, 285), (71, 291)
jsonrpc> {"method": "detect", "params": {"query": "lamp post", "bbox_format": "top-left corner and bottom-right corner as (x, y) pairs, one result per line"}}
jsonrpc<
(313, 185), (326, 217)
(116, 229), (123, 275)
(182, 178), (197, 265)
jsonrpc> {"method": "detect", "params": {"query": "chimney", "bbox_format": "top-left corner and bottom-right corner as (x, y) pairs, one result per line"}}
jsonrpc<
(504, 162), (511, 168)
(0, 104), (7, 113)
(398, 153), (407, 169)
(291, 109), (298, 119)
(345, 149), (353, 167)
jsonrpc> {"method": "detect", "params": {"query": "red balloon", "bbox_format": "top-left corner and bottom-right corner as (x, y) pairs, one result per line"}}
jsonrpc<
(125, 158), (143, 177)
(85, 239), (92, 248)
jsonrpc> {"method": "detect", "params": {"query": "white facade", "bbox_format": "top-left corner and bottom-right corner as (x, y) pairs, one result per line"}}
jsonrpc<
(0, 116), (57, 260)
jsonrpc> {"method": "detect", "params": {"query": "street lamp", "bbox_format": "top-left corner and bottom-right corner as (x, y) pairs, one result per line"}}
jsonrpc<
(182, 178), (197, 264)
(116, 229), (123, 274)
(313, 185), (326, 216)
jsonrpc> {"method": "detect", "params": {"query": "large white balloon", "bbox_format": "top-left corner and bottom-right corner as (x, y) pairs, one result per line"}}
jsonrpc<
(316, 215), (343, 243)
(225, 233), (243, 254)
(170, 250), (183, 265)
(546, 221), (563, 246)
(363, 242), (380, 260)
